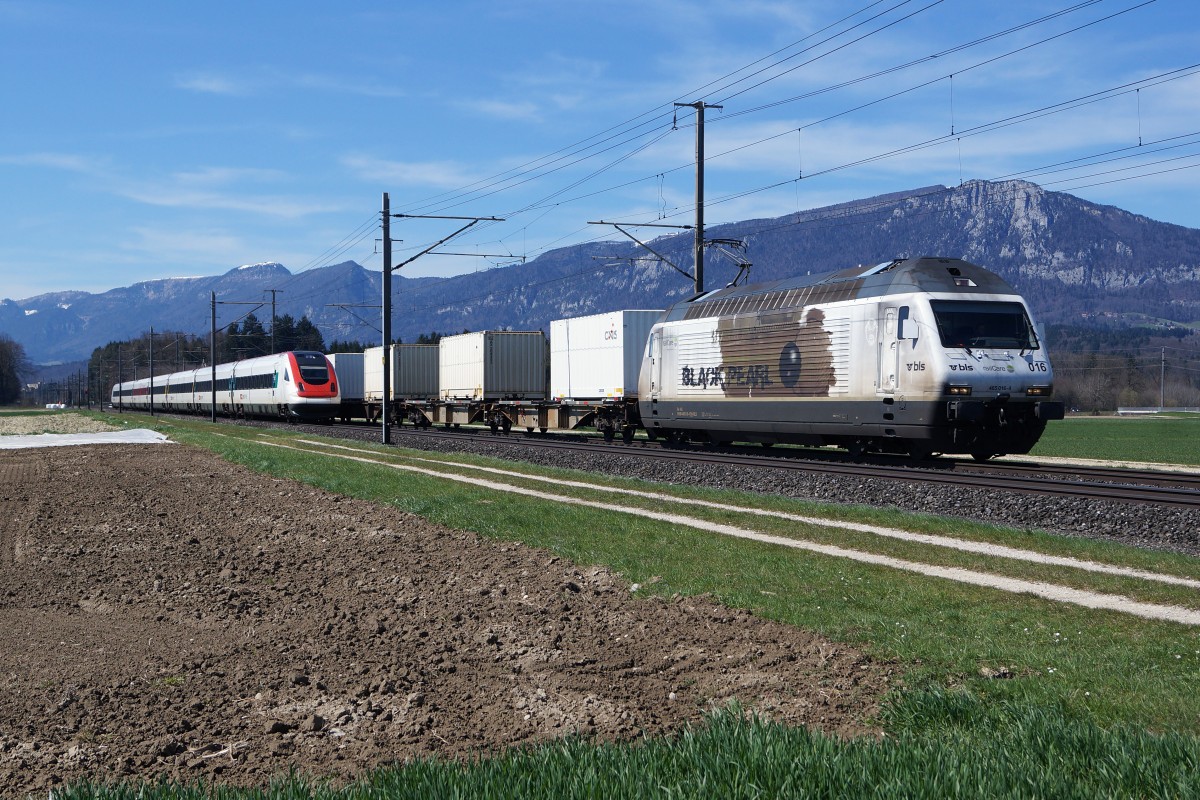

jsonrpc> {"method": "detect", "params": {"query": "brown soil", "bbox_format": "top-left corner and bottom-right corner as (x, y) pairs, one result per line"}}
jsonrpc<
(0, 443), (893, 794)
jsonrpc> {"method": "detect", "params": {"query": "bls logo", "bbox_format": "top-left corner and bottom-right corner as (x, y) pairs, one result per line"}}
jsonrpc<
(906, 362), (926, 372)
(949, 364), (974, 372)
(603, 327), (619, 341)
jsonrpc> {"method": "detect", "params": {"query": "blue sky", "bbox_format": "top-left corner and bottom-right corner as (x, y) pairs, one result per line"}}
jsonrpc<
(2, 0), (1198, 300)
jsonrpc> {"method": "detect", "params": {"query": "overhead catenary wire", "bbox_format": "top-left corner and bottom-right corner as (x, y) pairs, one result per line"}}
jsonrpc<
(392, 0), (926, 218)
(403, 0), (1131, 230)
(299, 2), (1148, 286)
(423, 2), (1172, 259)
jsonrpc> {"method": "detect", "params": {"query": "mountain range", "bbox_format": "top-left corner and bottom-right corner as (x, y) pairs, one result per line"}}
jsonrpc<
(4, 178), (1199, 365)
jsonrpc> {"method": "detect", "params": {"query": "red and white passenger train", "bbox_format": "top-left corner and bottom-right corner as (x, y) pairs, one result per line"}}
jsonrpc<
(111, 350), (339, 421)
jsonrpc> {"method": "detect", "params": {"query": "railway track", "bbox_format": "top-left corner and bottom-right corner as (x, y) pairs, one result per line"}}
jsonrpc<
(106, 410), (1200, 510)
(337, 421), (1200, 510)
(100, 409), (1200, 554)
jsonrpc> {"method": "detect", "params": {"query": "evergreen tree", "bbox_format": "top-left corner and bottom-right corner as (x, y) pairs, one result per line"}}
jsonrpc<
(328, 339), (369, 354)
(293, 316), (325, 352)
(234, 314), (268, 358)
(272, 314), (296, 353)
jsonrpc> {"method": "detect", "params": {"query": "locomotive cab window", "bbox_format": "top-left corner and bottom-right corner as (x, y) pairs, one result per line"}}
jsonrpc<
(294, 352), (330, 385)
(930, 300), (1038, 350)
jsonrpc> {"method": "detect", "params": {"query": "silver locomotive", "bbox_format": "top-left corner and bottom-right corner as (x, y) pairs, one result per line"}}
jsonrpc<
(639, 256), (1065, 460)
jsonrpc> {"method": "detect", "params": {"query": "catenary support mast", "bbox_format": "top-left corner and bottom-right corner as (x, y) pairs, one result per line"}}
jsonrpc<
(675, 101), (721, 295)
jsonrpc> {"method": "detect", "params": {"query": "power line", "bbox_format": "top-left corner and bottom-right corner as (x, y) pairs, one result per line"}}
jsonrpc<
(421, 5), (1173, 260)
(297, 1), (1176, 317)
(405, 0), (1134, 235)
(391, 0), (915, 217)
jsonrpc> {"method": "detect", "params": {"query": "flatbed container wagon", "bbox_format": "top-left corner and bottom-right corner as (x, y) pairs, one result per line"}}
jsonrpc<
(363, 344), (439, 422)
(327, 352), (365, 422)
(438, 331), (546, 401)
(550, 310), (662, 401)
(547, 309), (662, 441)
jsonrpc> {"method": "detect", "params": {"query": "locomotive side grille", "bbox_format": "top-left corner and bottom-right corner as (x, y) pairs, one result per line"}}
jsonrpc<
(682, 280), (865, 321)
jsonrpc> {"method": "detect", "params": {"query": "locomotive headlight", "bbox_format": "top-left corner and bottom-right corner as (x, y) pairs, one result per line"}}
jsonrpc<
(946, 384), (972, 396)
(1026, 385), (1052, 397)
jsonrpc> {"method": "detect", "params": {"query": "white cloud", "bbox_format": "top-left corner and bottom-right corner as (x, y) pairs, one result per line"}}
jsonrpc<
(0, 152), (107, 174)
(115, 184), (340, 219)
(503, 53), (607, 89)
(341, 154), (482, 190)
(122, 226), (246, 263)
(453, 98), (542, 122)
(170, 166), (290, 187)
(174, 72), (249, 96)
(174, 68), (406, 99)
(293, 73), (406, 99)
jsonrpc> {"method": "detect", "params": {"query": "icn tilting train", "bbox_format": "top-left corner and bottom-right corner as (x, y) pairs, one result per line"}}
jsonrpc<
(640, 256), (1065, 460)
(111, 351), (339, 421)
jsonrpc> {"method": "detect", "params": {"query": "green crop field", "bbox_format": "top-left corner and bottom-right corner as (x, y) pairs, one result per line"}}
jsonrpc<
(52, 412), (1200, 798)
(1031, 414), (1200, 466)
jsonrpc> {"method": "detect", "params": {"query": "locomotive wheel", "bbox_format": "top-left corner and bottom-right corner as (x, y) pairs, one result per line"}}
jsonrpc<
(603, 427), (616, 443)
(847, 440), (867, 462)
(971, 451), (994, 462)
(621, 426), (635, 444)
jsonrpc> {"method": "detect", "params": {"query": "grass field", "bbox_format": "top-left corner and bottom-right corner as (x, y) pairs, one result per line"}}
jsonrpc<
(50, 411), (1200, 798)
(1032, 414), (1200, 466)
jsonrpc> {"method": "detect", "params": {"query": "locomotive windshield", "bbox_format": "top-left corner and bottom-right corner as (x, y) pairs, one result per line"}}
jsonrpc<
(293, 352), (330, 385)
(930, 300), (1039, 350)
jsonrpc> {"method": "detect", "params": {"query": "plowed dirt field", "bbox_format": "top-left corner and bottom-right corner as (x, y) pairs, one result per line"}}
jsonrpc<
(0, 442), (892, 794)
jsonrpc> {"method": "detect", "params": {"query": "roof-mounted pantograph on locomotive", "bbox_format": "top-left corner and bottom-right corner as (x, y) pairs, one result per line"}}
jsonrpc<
(110, 257), (1064, 460)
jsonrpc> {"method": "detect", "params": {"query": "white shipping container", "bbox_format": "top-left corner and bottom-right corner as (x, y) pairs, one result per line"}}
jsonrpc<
(439, 331), (546, 401)
(550, 310), (662, 401)
(327, 353), (365, 401)
(363, 345), (439, 401)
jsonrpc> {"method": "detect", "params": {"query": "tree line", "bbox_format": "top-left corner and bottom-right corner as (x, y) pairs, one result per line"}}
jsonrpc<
(1045, 325), (1200, 412)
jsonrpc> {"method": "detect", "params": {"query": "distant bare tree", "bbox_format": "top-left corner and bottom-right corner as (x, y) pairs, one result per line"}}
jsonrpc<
(0, 335), (31, 405)
(1077, 354), (1116, 412)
